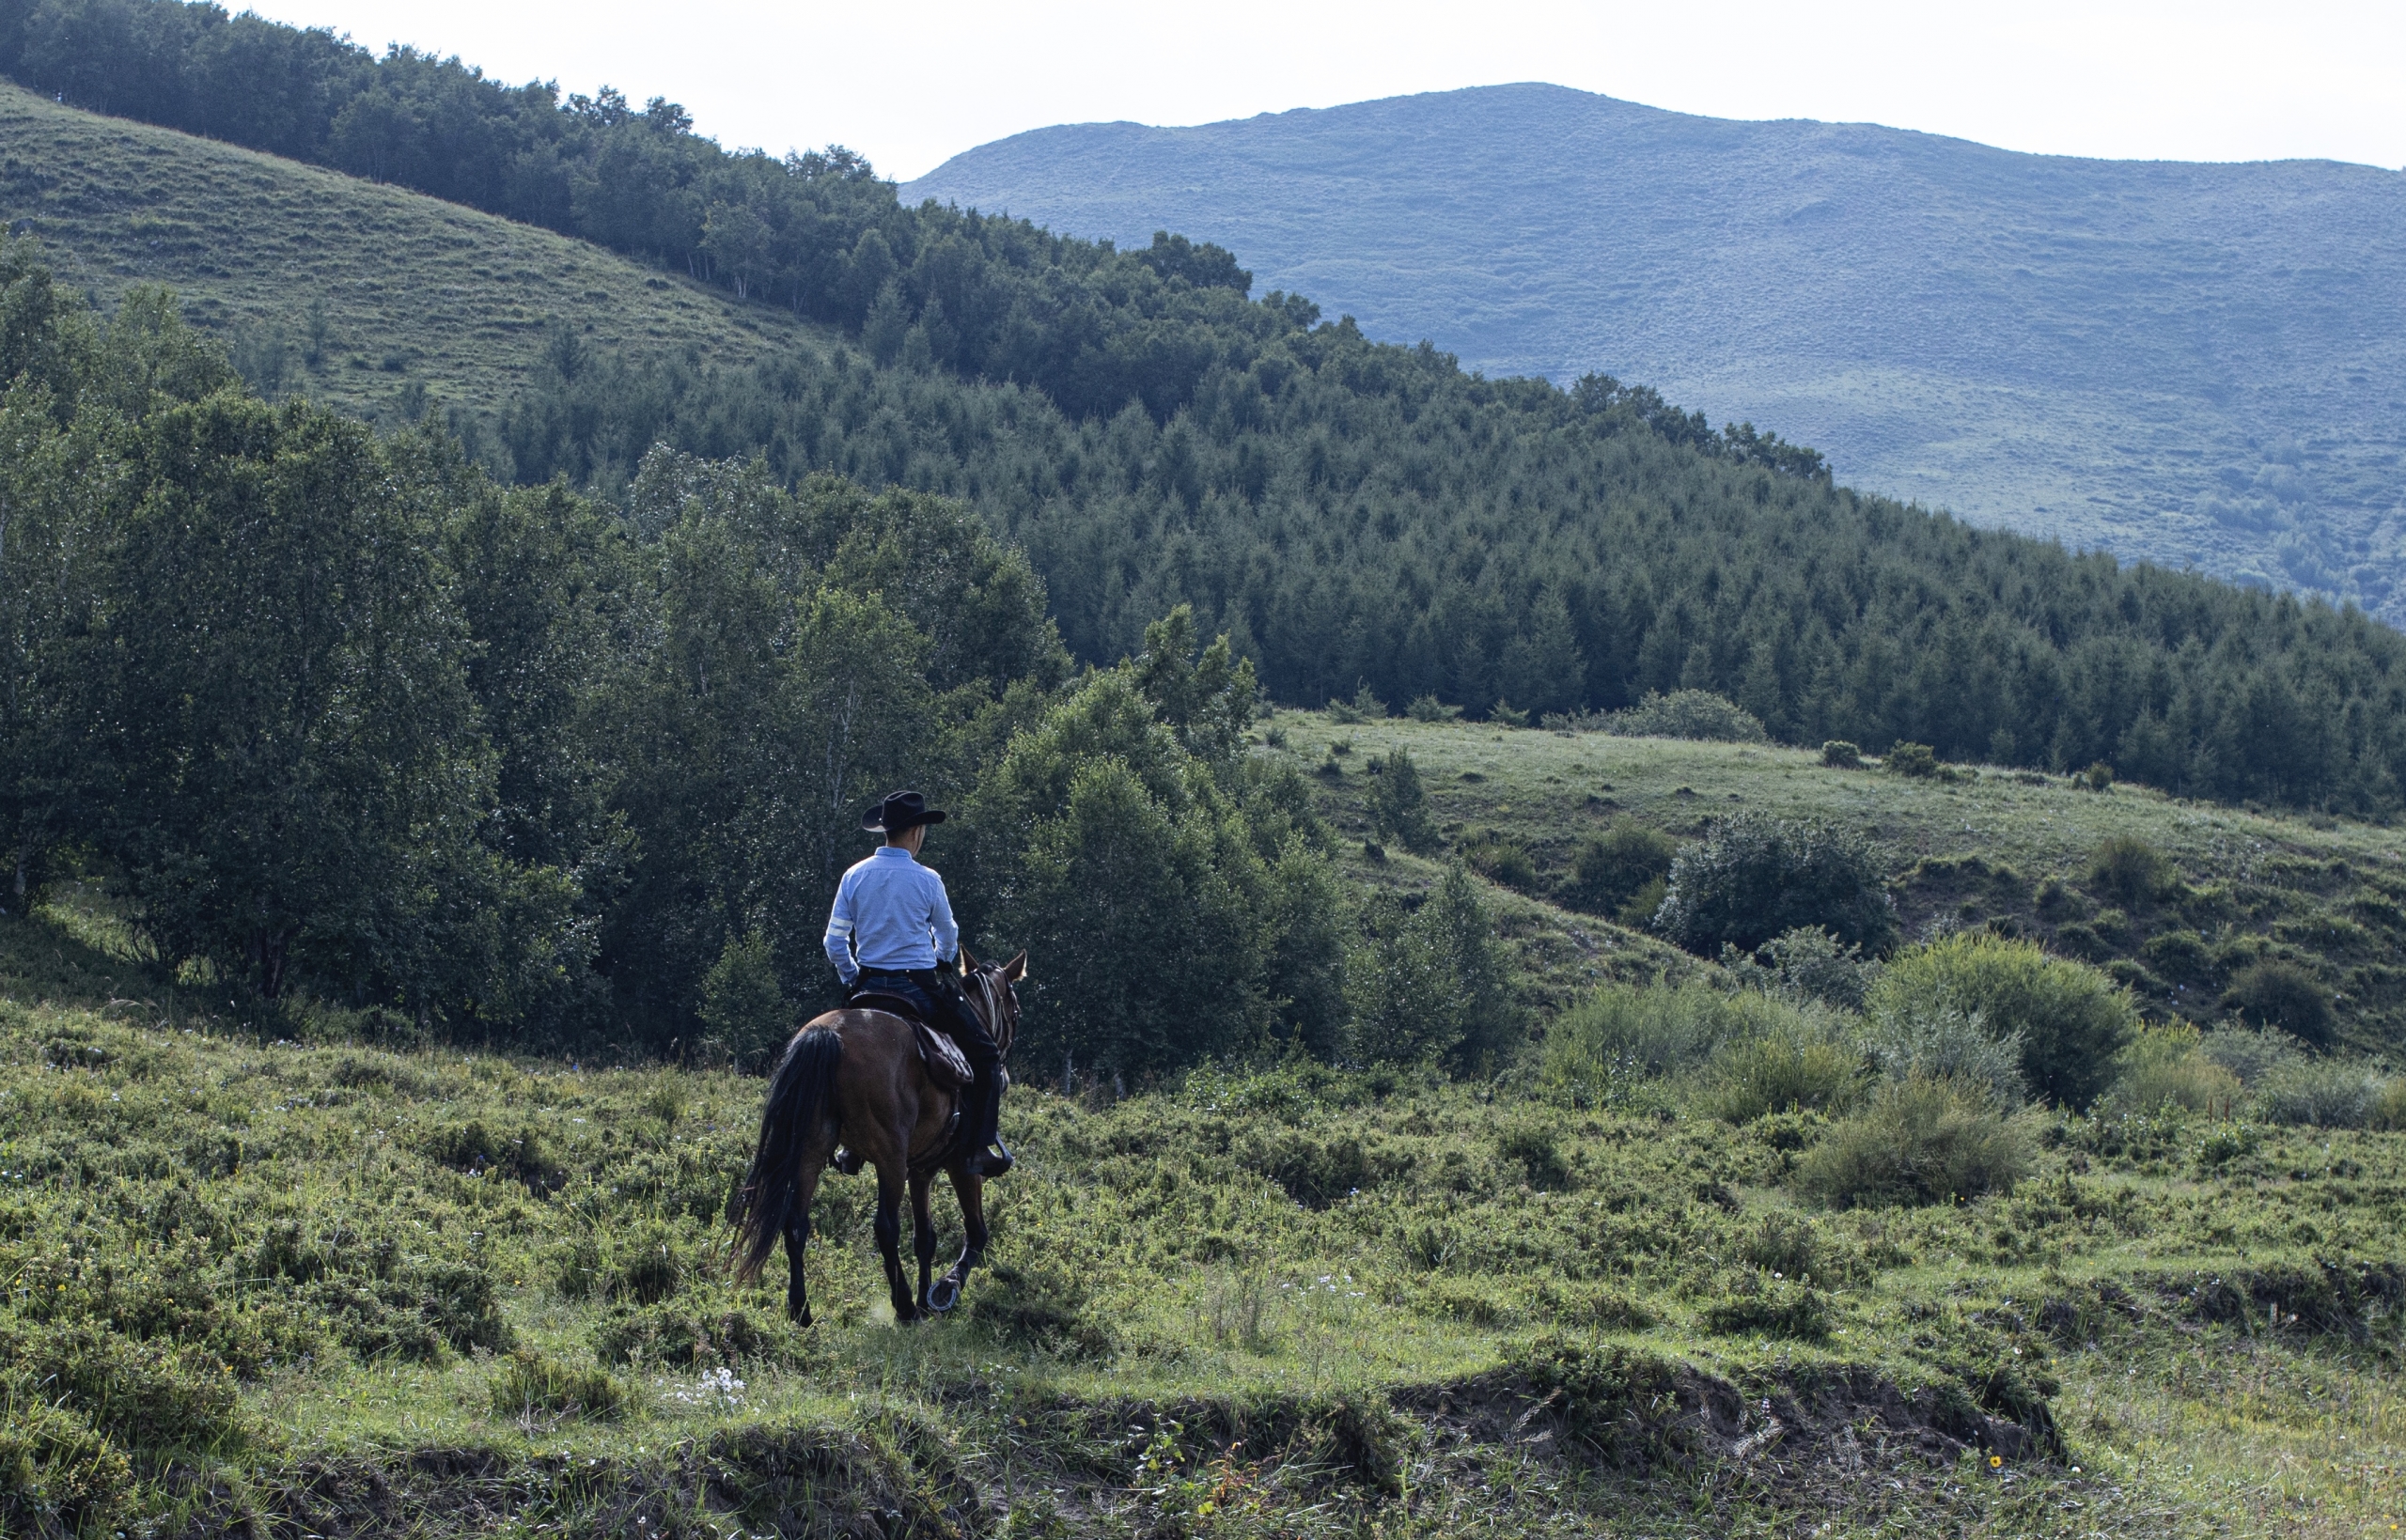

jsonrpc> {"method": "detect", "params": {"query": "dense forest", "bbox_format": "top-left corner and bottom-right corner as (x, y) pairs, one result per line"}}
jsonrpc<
(8, 0), (2406, 819)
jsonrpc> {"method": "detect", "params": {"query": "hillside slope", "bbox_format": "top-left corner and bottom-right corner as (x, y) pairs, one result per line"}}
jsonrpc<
(0, 82), (824, 421)
(909, 85), (2406, 620)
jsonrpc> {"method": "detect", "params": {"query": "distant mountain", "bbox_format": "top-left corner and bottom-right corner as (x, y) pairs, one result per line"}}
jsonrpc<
(909, 85), (2406, 619)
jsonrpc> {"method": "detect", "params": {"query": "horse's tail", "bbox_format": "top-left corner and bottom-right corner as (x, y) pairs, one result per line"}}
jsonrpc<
(731, 1023), (841, 1283)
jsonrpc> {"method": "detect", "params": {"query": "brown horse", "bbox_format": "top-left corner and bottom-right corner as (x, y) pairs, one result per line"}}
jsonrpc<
(731, 948), (1023, 1325)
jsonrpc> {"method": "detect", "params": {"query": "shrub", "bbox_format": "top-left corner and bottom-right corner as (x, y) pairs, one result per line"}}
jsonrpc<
(1461, 831), (1539, 892)
(2076, 761), (2116, 792)
(1793, 1076), (2034, 1208)
(698, 929), (789, 1071)
(2372, 1078), (2406, 1131)
(1489, 699), (1530, 728)
(1325, 682), (1383, 723)
(1653, 814), (1894, 957)
(1346, 865), (1515, 1072)
(2199, 1023), (2302, 1085)
(2221, 959), (2336, 1047)
(1869, 932), (2134, 1109)
(1759, 925), (1879, 1010)
(2106, 1026), (2244, 1114)
(1883, 741), (1939, 779)
(1618, 876), (1669, 929)
(2255, 1059), (2384, 1128)
(23, 1323), (244, 1452)
(1599, 690), (1766, 742)
(1696, 1015), (1864, 1123)
(490, 1349), (628, 1422)
(1863, 1004), (2026, 1110)
(2087, 836), (2171, 907)
(0, 1398), (132, 1534)
(1495, 1121), (1571, 1190)
(1820, 739), (1862, 769)
(1541, 982), (1788, 1102)
(1405, 693), (1461, 723)
(1367, 748), (1439, 852)
(1701, 1278), (1831, 1340)
(1557, 821), (1676, 918)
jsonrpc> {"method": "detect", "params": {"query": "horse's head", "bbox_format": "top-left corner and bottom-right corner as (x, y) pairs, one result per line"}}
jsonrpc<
(958, 945), (1025, 1060)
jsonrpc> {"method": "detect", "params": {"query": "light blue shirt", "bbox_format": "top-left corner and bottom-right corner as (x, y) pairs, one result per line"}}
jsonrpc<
(823, 846), (959, 985)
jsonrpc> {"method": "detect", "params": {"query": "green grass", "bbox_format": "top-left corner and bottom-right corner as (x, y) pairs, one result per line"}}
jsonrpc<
(0, 83), (829, 424)
(1273, 709), (2406, 1055)
(4, 874), (2404, 1537)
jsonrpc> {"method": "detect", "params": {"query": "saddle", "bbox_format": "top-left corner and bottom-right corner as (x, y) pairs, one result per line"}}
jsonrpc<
(848, 991), (974, 1090)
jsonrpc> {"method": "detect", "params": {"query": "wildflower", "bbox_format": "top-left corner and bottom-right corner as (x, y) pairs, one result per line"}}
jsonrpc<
(1989, 1454), (2003, 1469)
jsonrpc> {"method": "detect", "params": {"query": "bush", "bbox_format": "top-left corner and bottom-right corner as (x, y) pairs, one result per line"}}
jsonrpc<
(2196, 1023), (2299, 1087)
(1793, 1076), (2034, 1208)
(0, 1398), (132, 1534)
(2075, 761), (2116, 793)
(1870, 932), (2134, 1109)
(1405, 693), (1461, 723)
(699, 929), (790, 1071)
(1863, 1005), (2026, 1110)
(2372, 1078), (2406, 1131)
(1557, 821), (1676, 918)
(1598, 690), (1767, 742)
(1328, 678), (1385, 722)
(2087, 836), (2171, 907)
(1461, 831), (1539, 892)
(1346, 865), (1515, 1072)
(1541, 982), (1790, 1104)
(1653, 814), (1894, 957)
(1489, 699), (1530, 728)
(1883, 741), (1939, 779)
(2106, 1026), (2244, 1114)
(490, 1349), (628, 1422)
(1820, 739), (1862, 769)
(1758, 925), (1880, 1010)
(22, 1323), (244, 1452)
(1701, 1278), (1831, 1340)
(1618, 876), (1669, 929)
(1696, 1013), (1864, 1123)
(2221, 959), (2336, 1047)
(2255, 1059), (2384, 1128)
(1367, 748), (1439, 852)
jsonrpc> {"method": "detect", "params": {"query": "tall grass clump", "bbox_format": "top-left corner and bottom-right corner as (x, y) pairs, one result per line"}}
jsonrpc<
(2221, 959), (2336, 1047)
(1540, 982), (1758, 1105)
(2104, 1025), (2244, 1114)
(1862, 1004), (2026, 1110)
(1869, 933), (2133, 1109)
(1695, 1002), (1865, 1122)
(2255, 1059), (2388, 1128)
(1793, 1076), (2034, 1207)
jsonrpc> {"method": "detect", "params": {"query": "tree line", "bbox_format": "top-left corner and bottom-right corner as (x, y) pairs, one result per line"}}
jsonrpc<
(0, 242), (1526, 1077)
(468, 313), (2406, 816)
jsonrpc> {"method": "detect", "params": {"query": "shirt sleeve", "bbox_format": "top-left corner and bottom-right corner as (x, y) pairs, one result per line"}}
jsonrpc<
(823, 867), (859, 985)
(927, 868), (960, 963)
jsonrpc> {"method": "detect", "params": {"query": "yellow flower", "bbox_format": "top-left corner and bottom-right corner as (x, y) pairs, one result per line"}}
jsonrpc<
(1989, 1454), (2003, 1469)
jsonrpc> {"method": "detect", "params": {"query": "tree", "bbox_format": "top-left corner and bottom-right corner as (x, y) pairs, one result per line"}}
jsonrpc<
(1654, 815), (1894, 957)
(1367, 748), (1438, 852)
(1347, 864), (1514, 1071)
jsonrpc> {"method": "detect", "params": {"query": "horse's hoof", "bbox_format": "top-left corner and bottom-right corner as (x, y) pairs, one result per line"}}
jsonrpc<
(791, 1306), (814, 1328)
(927, 1278), (961, 1314)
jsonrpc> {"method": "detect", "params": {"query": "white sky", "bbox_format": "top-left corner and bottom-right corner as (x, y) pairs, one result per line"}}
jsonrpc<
(246, 0), (2406, 182)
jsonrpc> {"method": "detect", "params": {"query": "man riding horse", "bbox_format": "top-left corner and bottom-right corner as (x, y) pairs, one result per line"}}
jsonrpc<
(822, 790), (1012, 1178)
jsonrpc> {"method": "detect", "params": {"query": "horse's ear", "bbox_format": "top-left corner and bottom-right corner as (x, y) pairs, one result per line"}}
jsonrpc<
(960, 943), (979, 972)
(1002, 951), (1027, 983)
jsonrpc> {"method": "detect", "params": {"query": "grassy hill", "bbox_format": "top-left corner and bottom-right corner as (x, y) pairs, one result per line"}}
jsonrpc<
(0, 82), (826, 424)
(1270, 710), (2406, 1057)
(6, 723), (2406, 1537)
(909, 84), (2406, 622)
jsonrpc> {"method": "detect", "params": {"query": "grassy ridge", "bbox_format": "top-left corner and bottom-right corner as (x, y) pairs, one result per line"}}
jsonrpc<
(0, 82), (824, 422)
(6, 737), (2406, 1534)
(1271, 711), (2406, 1055)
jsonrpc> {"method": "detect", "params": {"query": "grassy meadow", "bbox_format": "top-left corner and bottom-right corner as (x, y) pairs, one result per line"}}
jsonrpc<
(0, 83), (827, 423)
(4, 715), (2404, 1537)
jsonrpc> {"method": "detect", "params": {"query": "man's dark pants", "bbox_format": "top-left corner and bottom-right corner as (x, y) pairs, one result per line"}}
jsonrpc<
(855, 968), (1002, 1145)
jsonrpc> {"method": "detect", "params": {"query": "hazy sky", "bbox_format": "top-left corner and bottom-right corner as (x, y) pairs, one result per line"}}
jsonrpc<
(248, 0), (2406, 182)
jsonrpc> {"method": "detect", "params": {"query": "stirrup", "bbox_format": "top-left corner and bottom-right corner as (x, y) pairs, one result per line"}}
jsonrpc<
(963, 1142), (1013, 1178)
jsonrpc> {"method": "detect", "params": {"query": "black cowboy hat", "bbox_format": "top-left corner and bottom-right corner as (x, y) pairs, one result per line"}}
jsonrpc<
(861, 790), (948, 833)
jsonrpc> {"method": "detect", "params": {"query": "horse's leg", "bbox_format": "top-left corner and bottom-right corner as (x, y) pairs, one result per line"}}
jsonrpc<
(910, 1168), (940, 1315)
(784, 1157), (825, 1326)
(871, 1158), (918, 1323)
(929, 1167), (988, 1314)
